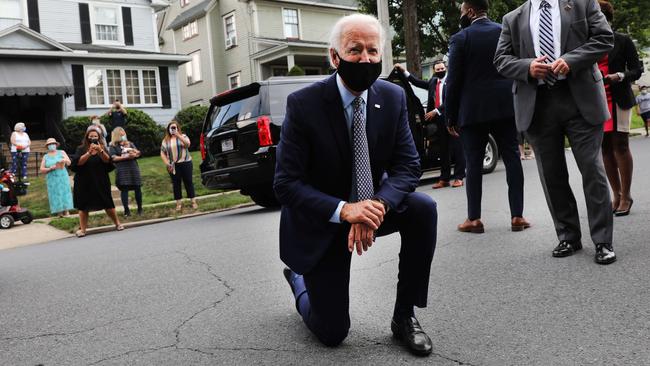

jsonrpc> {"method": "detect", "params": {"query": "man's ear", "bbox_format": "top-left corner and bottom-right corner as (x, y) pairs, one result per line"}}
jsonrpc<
(330, 49), (340, 68)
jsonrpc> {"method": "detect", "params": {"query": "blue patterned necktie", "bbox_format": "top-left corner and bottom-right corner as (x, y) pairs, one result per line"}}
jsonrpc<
(352, 96), (374, 201)
(539, 0), (557, 85)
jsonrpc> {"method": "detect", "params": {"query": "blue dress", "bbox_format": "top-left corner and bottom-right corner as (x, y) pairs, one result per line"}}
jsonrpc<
(44, 151), (74, 214)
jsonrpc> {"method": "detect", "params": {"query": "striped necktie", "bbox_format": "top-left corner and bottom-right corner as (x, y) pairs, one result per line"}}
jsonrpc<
(352, 96), (374, 202)
(539, 0), (557, 86)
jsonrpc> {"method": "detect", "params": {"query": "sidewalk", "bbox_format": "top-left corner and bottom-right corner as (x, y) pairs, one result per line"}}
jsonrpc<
(1, 191), (254, 251)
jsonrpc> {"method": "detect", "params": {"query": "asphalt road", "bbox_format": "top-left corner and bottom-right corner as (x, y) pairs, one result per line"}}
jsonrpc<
(1, 138), (649, 366)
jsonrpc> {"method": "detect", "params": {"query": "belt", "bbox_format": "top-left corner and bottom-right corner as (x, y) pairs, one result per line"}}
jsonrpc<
(537, 79), (568, 91)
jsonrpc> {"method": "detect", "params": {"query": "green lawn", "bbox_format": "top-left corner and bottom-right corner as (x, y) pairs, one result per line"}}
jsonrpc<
(20, 151), (219, 219)
(631, 112), (644, 130)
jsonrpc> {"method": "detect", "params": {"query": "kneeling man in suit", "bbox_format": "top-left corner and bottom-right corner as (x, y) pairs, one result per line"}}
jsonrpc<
(274, 14), (438, 356)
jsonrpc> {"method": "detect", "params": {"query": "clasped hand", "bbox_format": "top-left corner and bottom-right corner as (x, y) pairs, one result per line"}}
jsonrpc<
(529, 56), (570, 80)
(340, 200), (386, 256)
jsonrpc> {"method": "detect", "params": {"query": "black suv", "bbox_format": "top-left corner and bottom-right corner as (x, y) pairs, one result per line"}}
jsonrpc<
(200, 70), (498, 207)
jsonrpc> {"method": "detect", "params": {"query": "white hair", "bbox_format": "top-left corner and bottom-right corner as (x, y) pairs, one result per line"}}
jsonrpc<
(14, 122), (26, 132)
(328, 13), (385, 60)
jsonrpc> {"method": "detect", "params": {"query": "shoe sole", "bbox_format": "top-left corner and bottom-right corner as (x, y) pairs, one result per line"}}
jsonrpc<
(390, 322), (433, 357)
(552, 244), (582, 258)
(595, 256), (617, 265)
(458, 227), (484, 233)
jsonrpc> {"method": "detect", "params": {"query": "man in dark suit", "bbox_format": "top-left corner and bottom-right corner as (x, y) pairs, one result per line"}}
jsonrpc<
(445, 0), (530, 234)
(395, 61), (466, 189)
(274, 14), (437, 356)
(495, 0), (616, 264)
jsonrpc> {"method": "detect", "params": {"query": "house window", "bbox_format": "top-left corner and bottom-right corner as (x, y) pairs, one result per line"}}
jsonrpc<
(0, 0), (22, 19)
(85, 67), (160, 107)
(186, 51), (202, 85)
(223, 13), (237, 49)
(182, 20), (198, 40)
(228, 73), (240, 89)
(94, 6), (120, 42)
(283, 9), (299, 39)
(180, 0), (190, 7)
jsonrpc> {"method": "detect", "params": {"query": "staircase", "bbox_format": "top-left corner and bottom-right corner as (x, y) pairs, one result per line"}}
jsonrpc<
(1, 140), (49, 178)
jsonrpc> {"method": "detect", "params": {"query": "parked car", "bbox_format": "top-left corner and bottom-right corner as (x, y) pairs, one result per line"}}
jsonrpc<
(200, 70), (498, 207)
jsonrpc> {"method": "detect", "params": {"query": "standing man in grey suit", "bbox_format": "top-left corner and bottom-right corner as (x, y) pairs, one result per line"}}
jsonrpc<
(494, 0), (617, 264)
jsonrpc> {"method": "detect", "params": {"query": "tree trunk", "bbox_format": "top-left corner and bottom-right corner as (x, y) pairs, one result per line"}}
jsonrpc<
(402, 0), (421, 78)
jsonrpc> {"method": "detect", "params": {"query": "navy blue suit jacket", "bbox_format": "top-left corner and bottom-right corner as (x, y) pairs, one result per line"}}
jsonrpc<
(274, 74), (421, 274)
(445, 18), (514, 127)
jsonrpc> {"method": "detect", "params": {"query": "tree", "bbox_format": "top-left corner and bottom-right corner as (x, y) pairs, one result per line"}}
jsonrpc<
(402, 0), (421, 77)
(358, 0), (650, 62)
(287, 65), (306, 76)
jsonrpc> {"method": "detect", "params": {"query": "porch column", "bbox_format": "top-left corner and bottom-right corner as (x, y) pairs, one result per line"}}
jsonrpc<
(287, 54), (295, 71)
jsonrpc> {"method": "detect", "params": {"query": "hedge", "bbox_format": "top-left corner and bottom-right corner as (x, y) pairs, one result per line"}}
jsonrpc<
(174, 105), (209, 151)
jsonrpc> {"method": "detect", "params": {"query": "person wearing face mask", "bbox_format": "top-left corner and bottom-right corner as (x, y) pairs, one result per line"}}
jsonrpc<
(107, 99), (128, 132)
(636, 86), (650, 137)
(70, 129), (123, 237)
(89, 115), (108, 139)
(395, 61), (466, 189)
(39, 138), (73, 217)
(109, 127), (143, 217)
(445, 0), (529, 234)
(10, 122), (31, 180)
(275, 14), (437, 356)
(160, 120), (197, 211)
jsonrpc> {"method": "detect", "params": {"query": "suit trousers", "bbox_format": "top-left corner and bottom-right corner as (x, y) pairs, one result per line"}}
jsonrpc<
(438, 119), (466, 181)
(525, 83), (613, 245)
(460, 119), (524, 220)
(301, 192), (437, 346)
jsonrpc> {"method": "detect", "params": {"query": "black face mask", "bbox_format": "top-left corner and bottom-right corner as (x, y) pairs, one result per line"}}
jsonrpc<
(435, 71), (447, 79)
(335, 53), (382, 93)
(460, 14), (472, 29)
(89, 138), (99, 144)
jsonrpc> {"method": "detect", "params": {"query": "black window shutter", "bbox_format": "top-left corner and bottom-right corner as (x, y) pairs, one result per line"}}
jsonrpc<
(159, 66), (172, 109)
(27, 0), (40, 32)
(122, 7), (134, 46)
(71, 65), (87, 111)
(79, 3), (91, 44)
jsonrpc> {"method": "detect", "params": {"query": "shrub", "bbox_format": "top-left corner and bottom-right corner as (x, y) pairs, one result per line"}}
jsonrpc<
(174, 105), (209, 151)
(60, 116), (93, 153)
(288, 65), (305, 76)
(101, 109), (164, 157)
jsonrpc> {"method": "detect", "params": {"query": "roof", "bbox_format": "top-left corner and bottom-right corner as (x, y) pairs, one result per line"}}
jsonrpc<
(166, 0), (213, 30)
(63, 43), (177, 56)
(265, 0), (358, 10)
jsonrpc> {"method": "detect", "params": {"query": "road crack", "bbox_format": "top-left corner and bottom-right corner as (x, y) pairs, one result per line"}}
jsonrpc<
(0, 316), (139, 343)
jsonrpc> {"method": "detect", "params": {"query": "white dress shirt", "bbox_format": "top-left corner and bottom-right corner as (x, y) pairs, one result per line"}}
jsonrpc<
(329, 74), (369, 223)
(529, 0), (566, 81)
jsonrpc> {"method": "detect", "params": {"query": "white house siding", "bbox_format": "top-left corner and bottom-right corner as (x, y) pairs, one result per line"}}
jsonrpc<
(37, 0), (156, 51)
(61, 60), (181, 125)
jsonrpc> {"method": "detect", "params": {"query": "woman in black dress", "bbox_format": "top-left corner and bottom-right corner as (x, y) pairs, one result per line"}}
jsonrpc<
(109, 127), (143, 217)
(70, 128), (123, 237)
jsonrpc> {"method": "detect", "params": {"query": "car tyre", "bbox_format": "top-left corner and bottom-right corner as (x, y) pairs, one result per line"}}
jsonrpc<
(482, 135), (498, 174)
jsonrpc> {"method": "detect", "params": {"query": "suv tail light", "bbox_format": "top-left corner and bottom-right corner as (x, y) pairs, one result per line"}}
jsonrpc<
(257, 116), (273, 147)
(199, 133), (206, 160)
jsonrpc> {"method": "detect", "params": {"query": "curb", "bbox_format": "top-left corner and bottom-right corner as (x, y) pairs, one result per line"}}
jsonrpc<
(78, 202), (257, 237)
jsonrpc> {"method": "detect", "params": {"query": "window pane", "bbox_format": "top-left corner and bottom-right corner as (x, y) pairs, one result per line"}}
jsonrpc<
(283, 9), (299, 38)
(142, 70), (158, 104)
(192, 53), (201, 81)
(124, 70), (141, 104)
(229, 75), (239, 89)
(87, 69), (105, 105)
(225, 16), (235, 38)
(95, 7), (117, 25)
(0, 0), (22, 18)
(96, 24), (118, 41)
(106, 70), (122, 102)
(95, 7), (119, 41)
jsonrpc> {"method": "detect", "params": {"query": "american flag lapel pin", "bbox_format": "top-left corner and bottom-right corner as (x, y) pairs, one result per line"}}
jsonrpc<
(564, 3), (572, 10)
(374, 104), (381, 109)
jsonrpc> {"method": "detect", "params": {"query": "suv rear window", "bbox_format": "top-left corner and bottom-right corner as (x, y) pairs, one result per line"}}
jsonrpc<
(209, 84), (262, 130)
(268, 83), (309, 122)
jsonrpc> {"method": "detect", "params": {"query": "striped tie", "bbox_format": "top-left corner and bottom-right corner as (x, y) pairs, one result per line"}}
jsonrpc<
(539, 0), (557, 85)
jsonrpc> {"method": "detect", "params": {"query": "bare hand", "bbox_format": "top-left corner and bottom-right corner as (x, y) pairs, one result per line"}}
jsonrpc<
(394, 63), (405, 73)
(605, 73), (621, 83)
(529, 56), (552, 79)
(166, 164), (173, 173)
(348, 223), (375, 255)
(550, 58), (570, 76)
(340, 200), (386, 230)
(447, 125), (460, 138)
(424, 111), (436, 121)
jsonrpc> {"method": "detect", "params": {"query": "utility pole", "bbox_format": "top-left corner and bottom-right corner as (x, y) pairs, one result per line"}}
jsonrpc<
(377, 0), (393, 75)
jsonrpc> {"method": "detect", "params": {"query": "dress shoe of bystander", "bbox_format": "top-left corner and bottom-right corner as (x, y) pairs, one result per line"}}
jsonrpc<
(451, 179), (464, 188)
(552, 240), (582, 257)
(432, 180), (450, 189)
(391, 316), (433, 356)
(457, 219), (484, 233)
(595, 244), (616, 265)
(511, 217), (531, 231)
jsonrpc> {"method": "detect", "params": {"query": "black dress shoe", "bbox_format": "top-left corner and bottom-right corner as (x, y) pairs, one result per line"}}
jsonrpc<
(282, 267), (295, 294)
(552, 240), (582, 258)
(391, 316), (433, 356)
(595, 244), (616, 265)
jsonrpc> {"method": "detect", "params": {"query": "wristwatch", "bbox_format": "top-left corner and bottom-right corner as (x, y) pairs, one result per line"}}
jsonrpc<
(373, 197), (389, 212)
(617, 72), (625, 81)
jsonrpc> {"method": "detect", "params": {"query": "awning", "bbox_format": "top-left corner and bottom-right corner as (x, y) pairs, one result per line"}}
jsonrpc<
(0, 59), (73, 96)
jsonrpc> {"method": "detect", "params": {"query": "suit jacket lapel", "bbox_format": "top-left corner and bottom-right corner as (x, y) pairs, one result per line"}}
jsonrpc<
(560, 0), (572, 53)
(323, 74), (351, 165)
(519, 2), (535, 58)
(365, 84), (381, 160)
